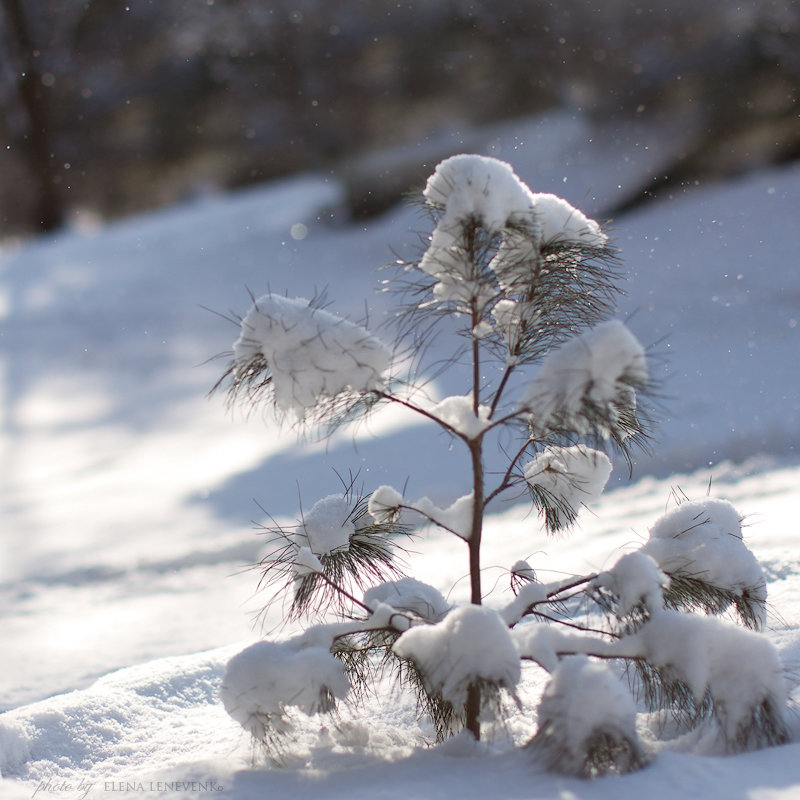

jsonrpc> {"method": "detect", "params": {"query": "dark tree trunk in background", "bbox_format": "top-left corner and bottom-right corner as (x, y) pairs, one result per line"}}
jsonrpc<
(1, 0), (64, 231)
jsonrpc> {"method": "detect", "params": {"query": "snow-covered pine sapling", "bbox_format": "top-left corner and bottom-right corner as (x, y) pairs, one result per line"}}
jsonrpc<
(215, 154), (789, 773)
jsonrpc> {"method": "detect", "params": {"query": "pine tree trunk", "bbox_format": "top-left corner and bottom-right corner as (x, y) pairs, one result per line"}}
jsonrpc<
(465, 327), (484, 738)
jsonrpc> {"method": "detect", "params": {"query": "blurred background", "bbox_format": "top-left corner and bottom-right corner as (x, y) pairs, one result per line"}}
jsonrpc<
(1, 0), (798, 237)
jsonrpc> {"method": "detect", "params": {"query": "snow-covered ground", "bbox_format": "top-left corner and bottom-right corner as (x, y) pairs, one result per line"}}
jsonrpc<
(1, 111), (800, 799)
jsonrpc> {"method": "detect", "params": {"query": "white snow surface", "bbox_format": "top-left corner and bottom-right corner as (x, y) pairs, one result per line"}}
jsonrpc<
(2, 110), (800, 798)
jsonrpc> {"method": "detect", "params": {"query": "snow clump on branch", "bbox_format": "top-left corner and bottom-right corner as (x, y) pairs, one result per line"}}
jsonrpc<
(642, 498), (767, 628)
(524, 445), (613, 532)
(393, 604), (520, 708)
(364, 577), (450, 623)
(531, 655), (646, 777)
(523, 319), (647, 433)
(596, 551), (668, 617)
(220, 640), (350, 743)
(297, 494), (356, 557)
(367, 485), (404, 524)
(231, 294), (390, 417)
(621, 609), (788, 749)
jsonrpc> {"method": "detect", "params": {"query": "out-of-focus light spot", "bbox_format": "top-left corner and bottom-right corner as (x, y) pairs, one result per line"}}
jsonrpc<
(290, 223), (308, 241)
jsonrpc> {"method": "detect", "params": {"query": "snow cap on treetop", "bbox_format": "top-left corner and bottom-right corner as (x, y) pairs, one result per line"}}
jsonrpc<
(424, 154), (535, 246)
(424, 153), (607, 249)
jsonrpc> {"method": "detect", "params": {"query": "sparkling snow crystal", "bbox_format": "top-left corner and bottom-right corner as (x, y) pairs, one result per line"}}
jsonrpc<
(233, 294), (390, 417)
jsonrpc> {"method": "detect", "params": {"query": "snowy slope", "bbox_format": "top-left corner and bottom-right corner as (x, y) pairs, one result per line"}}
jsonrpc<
(3, 465), (800, 800)
(2, 110), (800, 798)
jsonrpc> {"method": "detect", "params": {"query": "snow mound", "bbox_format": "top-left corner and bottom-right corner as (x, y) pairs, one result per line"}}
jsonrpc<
(0, 648), (240, 786)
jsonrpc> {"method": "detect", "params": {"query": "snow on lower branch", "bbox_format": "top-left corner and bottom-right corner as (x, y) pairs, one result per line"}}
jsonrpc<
(531, 655), (646, 777)
(392, 604), (520, 708)
(642, 498), (767, 626)
(615, 609), (788, 748)
(220, 641), (349, 742)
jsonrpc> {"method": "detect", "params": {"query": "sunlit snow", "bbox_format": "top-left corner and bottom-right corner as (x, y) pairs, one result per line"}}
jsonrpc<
(1, 112), (800, 799)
